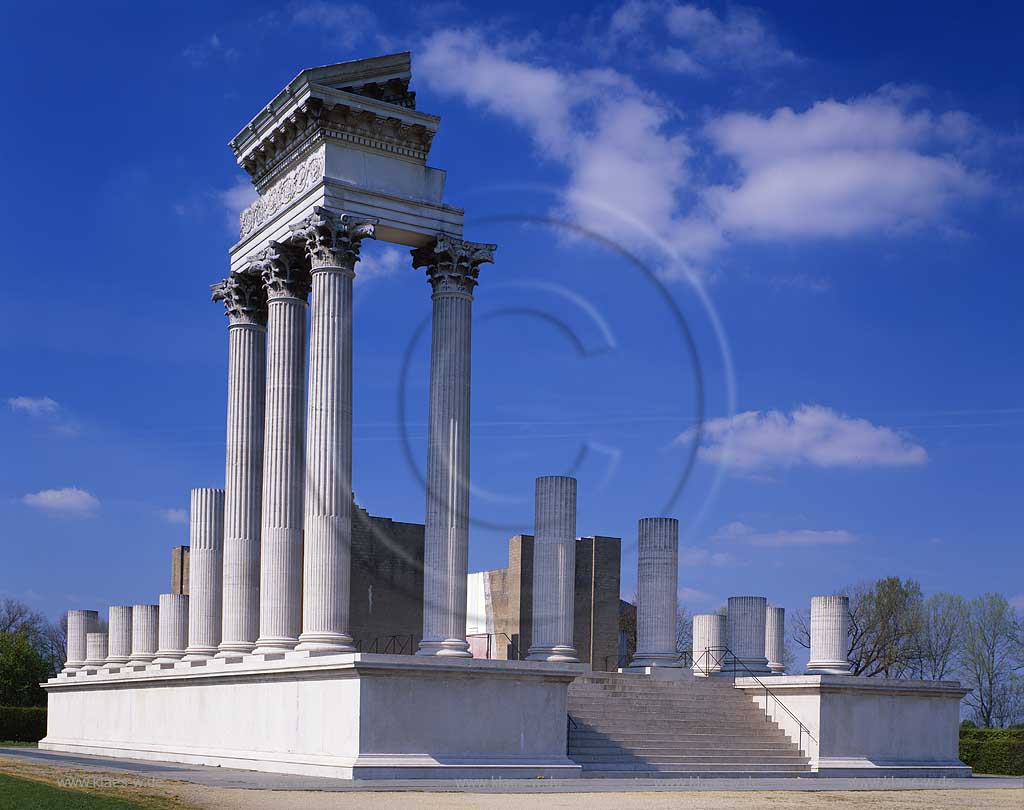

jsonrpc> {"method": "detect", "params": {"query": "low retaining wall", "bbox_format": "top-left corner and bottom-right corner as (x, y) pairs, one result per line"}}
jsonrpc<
(734, 674), (971, 777)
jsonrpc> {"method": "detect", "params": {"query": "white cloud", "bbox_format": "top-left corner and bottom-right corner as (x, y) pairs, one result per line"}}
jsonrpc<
(181, 34), (238, 68)
(8, 396), (59, 416)
(705, 91), (989, 239)
(22, 487), (99, 515)
(714, 521), (858, 547)
(678, 586), (716, 605)
(680, 545), (734, 566)
(357, 245), (405, 283)
(662, 3), (798, 74)
(160, 508), (188, 526)
(219, 177), (258, 236)
(291, 2), (376, 48)
(679, 404), (927, 471)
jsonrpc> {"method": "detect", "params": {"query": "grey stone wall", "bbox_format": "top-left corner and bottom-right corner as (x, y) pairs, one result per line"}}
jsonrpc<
(171, 546), (190, 595)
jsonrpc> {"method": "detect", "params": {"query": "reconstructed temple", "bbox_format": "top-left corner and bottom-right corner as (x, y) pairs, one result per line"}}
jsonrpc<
(41, 52), (971, 781)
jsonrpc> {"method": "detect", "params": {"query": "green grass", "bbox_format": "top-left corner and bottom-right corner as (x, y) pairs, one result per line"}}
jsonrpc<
(0, 773), (164, 810)
(0, 740), (37, 747)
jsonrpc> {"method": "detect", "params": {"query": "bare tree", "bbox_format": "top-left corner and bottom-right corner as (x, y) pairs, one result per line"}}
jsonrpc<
(675, 602), (692, 656)
(961, 592), (1023, 727)
(911, 593), (967, 680)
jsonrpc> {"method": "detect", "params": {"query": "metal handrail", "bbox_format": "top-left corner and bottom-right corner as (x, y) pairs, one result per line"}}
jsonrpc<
(687, 645), (817, 750)
(352, 634), (417, 655)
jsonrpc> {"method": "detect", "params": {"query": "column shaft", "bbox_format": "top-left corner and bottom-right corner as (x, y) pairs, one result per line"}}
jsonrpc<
(156, 593), (190, 662)
(726, 595), (770, 674)
(214, 272), (267, 657)
(184, 488), (224, 659)
(63, 610), (98, 673)
(807, 595), (852, 674)
(105, 605), (133, 665)
(765, 606), (786, 674)
(632, 517), (680, 667)
(691, 613), (726, 675)
(527, 476), (578, 662)
(84, 632), (108, 668)
(129, 604), (159, 666)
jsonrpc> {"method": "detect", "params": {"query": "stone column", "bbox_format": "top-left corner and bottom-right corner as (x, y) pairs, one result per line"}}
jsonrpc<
(105, 605), (133, 666)
(412, 235), (496, 657)
(84, 633), (108, 669)
(766, 606), (786, 674)
(691, 613), (726, 676)
(807, 595), (852, 675)
(156, 593), (190, 662)
(726, 596), (770, 674)
(632, 517), (680, 667)
(251, 242), (311, 654)
(63, 609), (98, 673)
(527, 476), (579, 662)
(212, 273), (267, 657)
(291, 209), (374, 652)
(184, 488), (225, 660)
(129, 604), (159, 666)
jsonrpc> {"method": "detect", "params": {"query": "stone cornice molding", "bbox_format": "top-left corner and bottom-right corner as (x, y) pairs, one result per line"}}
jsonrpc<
(211, 273), (269, 327)
(247, 242), (311, 302)
(411, 235), (496, 297)
(289, 207), (377, 272)
(239, 149), (324, 240)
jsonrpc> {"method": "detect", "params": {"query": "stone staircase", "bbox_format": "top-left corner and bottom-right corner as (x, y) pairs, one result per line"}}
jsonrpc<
(567, 671), (813, 778)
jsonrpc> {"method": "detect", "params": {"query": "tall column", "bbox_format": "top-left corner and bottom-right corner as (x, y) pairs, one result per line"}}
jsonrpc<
(184, 488), (225, 660)
(726, 595), (770, 674)
(632, 517), (680, 667)
(292, 209), (374, 652)
(84, 633), (108, 669)
(212, 273), (267, 657)
(253, 241), (311, 654)
(129, 604), (159, 666)
(156, 593), (190, 662)
(63, 610), (98, 673)
(105, 605), (133, 666)
(807, 595), (852, 675)
(527, 476), (578, 662)
(412, 235), (496, 657)
(766, 605), (786, 674)
(691, 613), (725, 676)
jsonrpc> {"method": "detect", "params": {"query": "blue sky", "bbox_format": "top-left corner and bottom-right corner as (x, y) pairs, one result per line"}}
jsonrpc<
(1, 1), (1021, 635)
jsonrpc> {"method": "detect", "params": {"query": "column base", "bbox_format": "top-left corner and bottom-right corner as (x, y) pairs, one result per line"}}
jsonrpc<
(806, 660), (852, 675)
(417, 638), (472, 658)
(182, 648), (218, 662)
(253, 637), (299, 655)
(127, 656), (155, 667)
(526, 645), (579, 663)
(295, 632), (357, 653)
(104, 657), (131, 666)
(215, 642), (256, 658)
(630, 652), (680, 668)
(153, 652), (186, 663)
(768, 663), (786, 674)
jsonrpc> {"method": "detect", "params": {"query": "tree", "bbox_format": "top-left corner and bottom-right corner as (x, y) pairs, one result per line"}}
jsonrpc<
(961, 593), (1023, 728)
(0, 597), (64, 675)
(675, 602), (692, 656)
(0, 630), (51, 706)
(911, 593), (967, 680)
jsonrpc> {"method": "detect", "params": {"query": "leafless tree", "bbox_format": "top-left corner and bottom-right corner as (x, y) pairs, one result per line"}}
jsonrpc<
(961, 592), (1023, 727)
(910, 593), (967, 680)
(675, 602), (692, 656)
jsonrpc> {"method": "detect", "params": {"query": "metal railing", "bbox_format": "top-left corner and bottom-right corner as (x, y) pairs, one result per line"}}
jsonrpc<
(352, 634), (417, 655)
(689, 645), (817, 752)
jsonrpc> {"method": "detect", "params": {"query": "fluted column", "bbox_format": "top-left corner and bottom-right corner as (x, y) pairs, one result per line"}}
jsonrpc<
(252, 242), (311, 654)
(184, 488), (225, 660)
(63, 609), (98, 673)
(527, 476), (578, 662)
(156, 593), (190, 662)
(412, 235), (496, 657)
(807, 595), (852, 674)
(291, 209), (375, 651)
(632, 517), (680, 667)
(129, 604), (159, 666)
(212, 273), (267, 656)
(84, 633), (108, 669)
(766, 606), (786, 674)
(726, 595), (770, 674)
(691, 613), (725, 676)
(105, 605), (133, 666)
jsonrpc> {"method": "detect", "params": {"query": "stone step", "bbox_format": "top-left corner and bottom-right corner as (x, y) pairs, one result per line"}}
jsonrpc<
(579, 768), (811, 779)
(569, 742), (800, 753)
(570, 719), (781, 732)
(578, 761), (812, 773)
(570, 752), (810, 764)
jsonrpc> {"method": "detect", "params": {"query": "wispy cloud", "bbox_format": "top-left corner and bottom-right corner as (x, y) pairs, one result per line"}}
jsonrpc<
(680, 545), (735, 566)
(357, 245), (405, 283)
(160, 508), (188, 526)
(218, 177), (258, 236)
(22, 487), (99, 515)
(714, 521), (858, 547)
(8, 396), (59, 416)
(291, 1), (377, 48)
(679, 586), (717, 606)
(182, 33), (238, 68)
(678, 404), (928, 471)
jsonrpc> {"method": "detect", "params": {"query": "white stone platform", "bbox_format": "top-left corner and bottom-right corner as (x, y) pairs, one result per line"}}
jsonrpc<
(734, 674), (971, 777)
(41, 653), (585, 780)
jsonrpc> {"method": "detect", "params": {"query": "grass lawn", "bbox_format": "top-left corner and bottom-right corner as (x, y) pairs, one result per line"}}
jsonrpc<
(0, 740), (37, 747)
(0, 772), (177, 810)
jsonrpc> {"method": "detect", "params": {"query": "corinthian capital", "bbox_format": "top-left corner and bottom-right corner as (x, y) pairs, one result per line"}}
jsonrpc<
(411, 234), (497, 296)
(211, 273), (268, 326)
(290, 207), (377, 272)
(247, 241), (310, 301)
